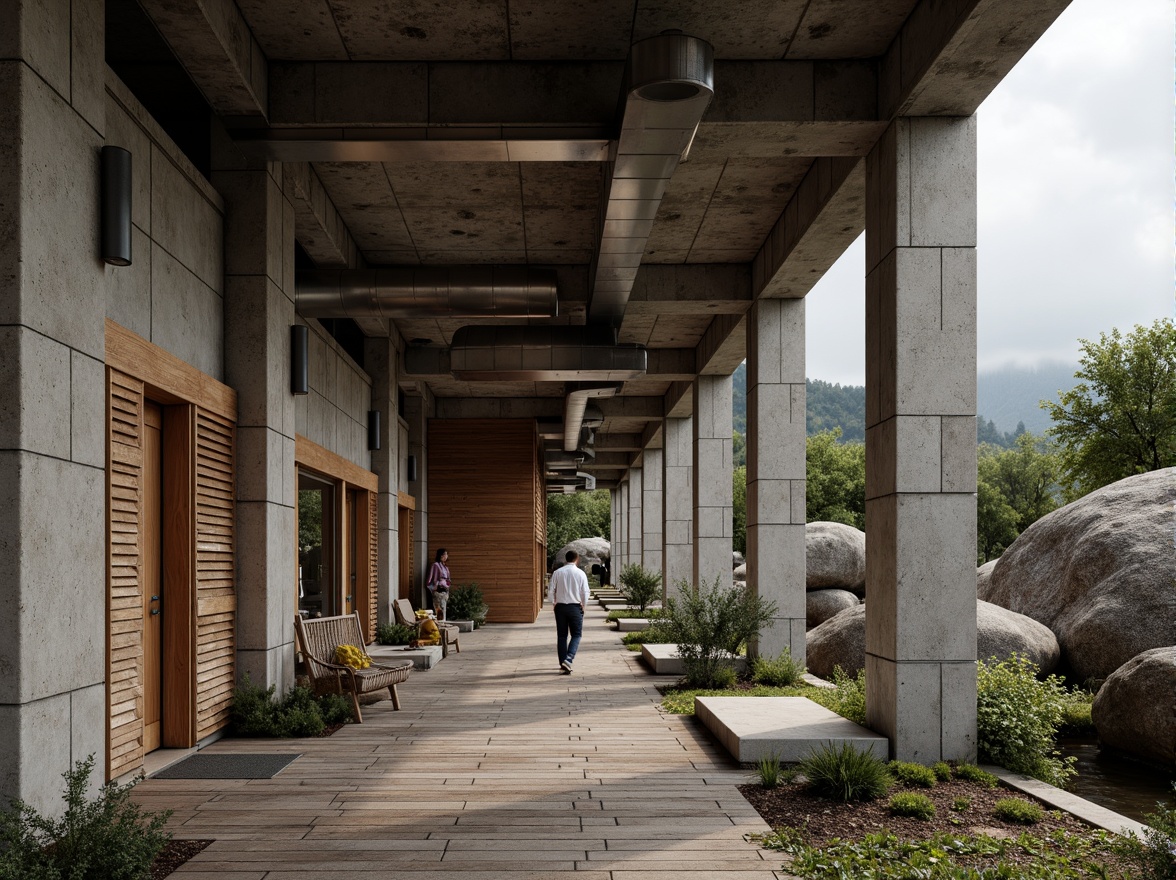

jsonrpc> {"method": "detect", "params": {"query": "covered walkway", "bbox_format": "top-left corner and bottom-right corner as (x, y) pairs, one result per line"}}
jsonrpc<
(134, 605), (791, 878)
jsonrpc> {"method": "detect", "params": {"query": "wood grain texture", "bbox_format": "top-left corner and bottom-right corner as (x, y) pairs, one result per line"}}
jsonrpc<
(295, 434), (378, 491)
(427, 419), (544, 623)
(107, 369), (145, 779)
(162, 404), (196, 748)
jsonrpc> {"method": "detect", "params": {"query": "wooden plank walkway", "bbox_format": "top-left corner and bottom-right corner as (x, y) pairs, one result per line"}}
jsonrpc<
(134, 602), (793, 878)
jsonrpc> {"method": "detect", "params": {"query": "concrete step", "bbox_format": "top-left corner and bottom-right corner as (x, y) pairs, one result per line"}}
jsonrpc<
(616, 618), (652, 632)
(695, 696), (888, 763)
(640, 643), (746, 676)
(368, 644), (444, 669)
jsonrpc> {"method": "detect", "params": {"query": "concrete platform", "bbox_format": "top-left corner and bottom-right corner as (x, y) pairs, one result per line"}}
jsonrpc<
(695, 696), (889, 763)
(616, 618), (652, 632)
(640, 643), (746, 676)
(446, 619), (476, 632)
(368, 644), (444, 669)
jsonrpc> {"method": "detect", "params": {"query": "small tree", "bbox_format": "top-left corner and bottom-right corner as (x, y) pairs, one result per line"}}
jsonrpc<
(1043, 318), (1176, 500)
(654, 576), (777, 688)
(976, 433), (1061, 561)
(806, 429), (866, 529)
(618, 564), (662, 612)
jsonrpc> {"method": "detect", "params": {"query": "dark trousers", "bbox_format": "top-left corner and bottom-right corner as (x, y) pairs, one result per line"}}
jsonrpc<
(554, 603), (584, 666)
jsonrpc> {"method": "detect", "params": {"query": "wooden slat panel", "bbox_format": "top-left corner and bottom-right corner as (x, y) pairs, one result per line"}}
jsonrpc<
(427, 419), (544, 623)
(107, 368), (145, 780)
(195, 409), (236, 741)
(367, 492), (378, 643)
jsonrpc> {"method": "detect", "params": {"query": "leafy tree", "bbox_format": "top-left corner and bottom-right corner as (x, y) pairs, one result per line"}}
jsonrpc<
(546, 488), (610, 562)
(806, 379), (865, 442)
(1042, 318), (1176, 499)
(732, 465), (747, 555)
(976, 477), (1019, 563)
(806, 429), (866, 529)
(732, 430), (746, 468)
(976, 433), (1061, 561)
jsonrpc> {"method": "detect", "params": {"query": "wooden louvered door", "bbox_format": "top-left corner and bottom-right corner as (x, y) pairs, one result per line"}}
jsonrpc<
(142, 402), (163, 753)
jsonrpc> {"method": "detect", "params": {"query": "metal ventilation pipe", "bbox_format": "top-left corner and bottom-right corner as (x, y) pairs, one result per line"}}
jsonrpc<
(296, 267), (559, 319)
(589, 33), (714, 326)
(563, 384), (619, 452)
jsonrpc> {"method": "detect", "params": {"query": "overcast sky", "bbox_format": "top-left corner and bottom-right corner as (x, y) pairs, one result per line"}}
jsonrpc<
(805, 0), (1175, 387)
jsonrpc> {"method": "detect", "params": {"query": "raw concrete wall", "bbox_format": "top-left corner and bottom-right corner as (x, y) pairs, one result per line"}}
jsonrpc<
(295, 318), (372, 470)
(104, 73), (225, 380)
(0, 0), (107, 814)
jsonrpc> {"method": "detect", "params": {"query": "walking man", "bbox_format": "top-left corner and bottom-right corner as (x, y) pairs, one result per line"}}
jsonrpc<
(549, 549), (589, 674)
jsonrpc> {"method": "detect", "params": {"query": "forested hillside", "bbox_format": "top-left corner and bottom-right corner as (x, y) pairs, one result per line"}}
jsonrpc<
(731, 364), (865, 441)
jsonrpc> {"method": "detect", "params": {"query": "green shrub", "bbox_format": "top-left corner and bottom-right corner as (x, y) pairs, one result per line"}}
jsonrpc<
(751, 648), (806, 687)
(618, 564), (662, 611)
(447, 583), (489, 625)
(805, 666), (867, 726)
(889, 761), (937, 788)
(1114, 786), (1176, 880)
(375, 622), (415, 645)
(992, 797), (1043, 825)
(620, 629), (658, 646)
(606, 608), (665, 622)
(932, 761), (953, 782)
(1058, 688), (1095, 733)
(800, 742), (891, 803)
(952, 796), (971, 812)
(953, 763), (999, 788)
(660, 683), (810, 714)
(709, 665), (738, 689)
(976, 654), (1076, 787)
(231, 675), (353, 737)
(0, 755), (171, 880)
(654, 576), (777, 688)
(888, 792), (936, 820)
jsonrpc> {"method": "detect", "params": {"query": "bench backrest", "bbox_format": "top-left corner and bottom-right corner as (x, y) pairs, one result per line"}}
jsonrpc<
(392, 599), (417, 628)
(295, 612), (366, 681)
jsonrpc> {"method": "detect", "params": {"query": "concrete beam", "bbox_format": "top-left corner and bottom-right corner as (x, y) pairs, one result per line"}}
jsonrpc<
(432, 396), (662, 420)
(405, 346), (695, 380)
(753, 157), (865, 300)
(578, 452), (632, 470)
(283, 162), (359, 269)
(138, 0), (268, 119)
(665, 381), (693, 419)
(594, 433), (643, 452)
(882, 0), (1072, 119)
(697, 314), (747, 377)
(628, 266), (752, 317)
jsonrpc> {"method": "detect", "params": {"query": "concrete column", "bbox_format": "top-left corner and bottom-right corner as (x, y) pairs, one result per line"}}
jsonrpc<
(627, 467), (643, 570)
(865, 117), (978, 762)
(365, 335), (400, 626)
(214, 158), (298, 693)
(693, 376), (733, 588)
(0, 0), (107, 810)
(608, 489), (618, 576)
(662, 416), (693, 598)
(617, 481), (628, 569)
(641, 447), (664, 576)
(747, 299), (807, 661)
(404, 392), (432, 608)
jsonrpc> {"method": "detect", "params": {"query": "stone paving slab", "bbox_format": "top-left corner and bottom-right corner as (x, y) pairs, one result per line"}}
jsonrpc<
(695, 696), (889, 763)
(368, 644), (444, 669)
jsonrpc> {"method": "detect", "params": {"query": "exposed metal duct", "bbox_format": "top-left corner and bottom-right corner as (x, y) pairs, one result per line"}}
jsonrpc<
(296, 267), (559, 319)
(447, 326), (646, 382)
(589, 33), (714, 326)
(546, 472), (597, 494)
(564, 383), (620, 452)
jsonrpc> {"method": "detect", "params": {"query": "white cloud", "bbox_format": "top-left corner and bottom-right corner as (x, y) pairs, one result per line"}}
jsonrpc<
(806, 0), (1174, 386)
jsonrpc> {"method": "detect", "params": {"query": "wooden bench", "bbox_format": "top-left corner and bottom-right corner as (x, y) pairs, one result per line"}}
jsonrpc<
(294, 612), (413, 723)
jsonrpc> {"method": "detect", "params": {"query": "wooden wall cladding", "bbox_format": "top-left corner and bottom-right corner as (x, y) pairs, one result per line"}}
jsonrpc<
(194, 411), (236, 740)
(365, 492), (378, 642)
(107, 370), (146, 779)
(427, 419), (543, 623)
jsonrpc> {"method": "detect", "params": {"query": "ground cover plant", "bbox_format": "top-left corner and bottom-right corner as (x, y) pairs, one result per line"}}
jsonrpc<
(993, 796), (1044, 824)
(605, 608), (665, 622)
(800, 742), (893, 803)
(889, 791), (936, 819)
(0, 755), (178, 880)
(1113, 788), (1176, 880)
(751, 648), (806, 687)
(231, 676), (354, 737)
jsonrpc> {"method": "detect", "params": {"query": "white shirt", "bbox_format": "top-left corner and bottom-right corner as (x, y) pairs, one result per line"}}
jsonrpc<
(548, 562), (590, 606)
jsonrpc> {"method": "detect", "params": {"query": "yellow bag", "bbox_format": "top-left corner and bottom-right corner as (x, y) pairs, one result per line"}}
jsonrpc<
(415, 616), (441, 646)
(334, 644), (371, 669)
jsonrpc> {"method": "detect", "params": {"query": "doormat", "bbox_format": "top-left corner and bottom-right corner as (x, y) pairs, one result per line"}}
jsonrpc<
(153, 753), (300, 779)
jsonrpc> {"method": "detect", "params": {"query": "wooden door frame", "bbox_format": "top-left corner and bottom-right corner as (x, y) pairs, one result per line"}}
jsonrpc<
(105, 320), (237, 774)
(294, 435), (378, 638)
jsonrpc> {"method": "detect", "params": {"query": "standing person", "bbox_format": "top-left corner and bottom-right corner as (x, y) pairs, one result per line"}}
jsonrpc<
(425, 548), (451, 621)
(548, 549), (589, 674)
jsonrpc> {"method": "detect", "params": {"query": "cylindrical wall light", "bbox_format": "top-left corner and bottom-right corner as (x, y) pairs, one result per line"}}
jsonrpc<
(367, 410), (381, 451)
(101, 146), (132, 266)
(407, 455), (418, 482)
(291, 325), (309, 395)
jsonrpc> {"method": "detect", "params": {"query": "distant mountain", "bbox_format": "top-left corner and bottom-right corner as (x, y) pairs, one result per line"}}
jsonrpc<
(730, 360), (1079, 444)
(977, 362), (1078, 436)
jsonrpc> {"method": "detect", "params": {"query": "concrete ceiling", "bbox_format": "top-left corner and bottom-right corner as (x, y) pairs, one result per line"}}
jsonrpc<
(136, 0), (1072, 471)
